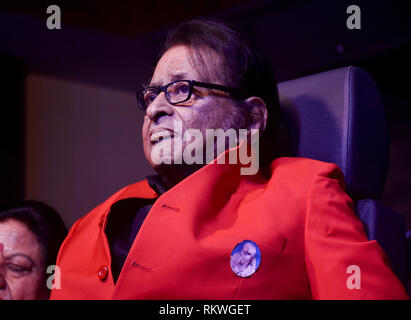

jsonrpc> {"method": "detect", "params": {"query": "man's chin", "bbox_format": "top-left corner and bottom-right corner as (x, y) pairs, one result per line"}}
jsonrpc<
(150, 158), (205, 178)
(148, 152), (183, 168)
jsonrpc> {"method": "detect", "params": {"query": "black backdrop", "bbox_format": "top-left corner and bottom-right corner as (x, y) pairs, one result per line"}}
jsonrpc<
(0, 54), (25, 204)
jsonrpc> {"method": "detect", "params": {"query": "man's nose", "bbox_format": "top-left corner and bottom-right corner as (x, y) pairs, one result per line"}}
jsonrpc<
(146, 92), (174, 122)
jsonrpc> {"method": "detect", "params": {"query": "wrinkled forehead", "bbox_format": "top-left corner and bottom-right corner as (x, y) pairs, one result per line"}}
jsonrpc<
(0, 231), (20, 252)
(151, 45), (225, 85)
(0, 220), (36, 252)
(0, 221), (44, 264)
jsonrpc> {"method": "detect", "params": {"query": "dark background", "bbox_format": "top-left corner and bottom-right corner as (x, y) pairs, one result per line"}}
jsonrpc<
(0, 0), (410, 228)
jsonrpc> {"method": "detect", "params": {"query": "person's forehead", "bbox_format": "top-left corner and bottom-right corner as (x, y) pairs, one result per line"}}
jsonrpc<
(150, 45), (224, 86)
(150, 45), (199, 86)
(0, 219), (39, 254)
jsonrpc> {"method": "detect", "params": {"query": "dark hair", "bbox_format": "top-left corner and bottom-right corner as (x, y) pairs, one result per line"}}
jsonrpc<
(161, 19), (289, 165)
(0, 200), (67, 274)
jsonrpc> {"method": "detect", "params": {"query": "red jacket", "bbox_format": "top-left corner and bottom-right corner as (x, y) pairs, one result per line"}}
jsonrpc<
(50, 157), (408, 299)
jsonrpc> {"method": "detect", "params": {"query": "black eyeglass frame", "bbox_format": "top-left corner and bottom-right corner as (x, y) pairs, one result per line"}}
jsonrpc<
(137, 80), (245, 111)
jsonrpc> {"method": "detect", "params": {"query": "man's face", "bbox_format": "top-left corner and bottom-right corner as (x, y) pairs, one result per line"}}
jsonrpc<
(142, 45), (245, 170)
(0, 219), (46, 300)
(240, 243), (256, 265)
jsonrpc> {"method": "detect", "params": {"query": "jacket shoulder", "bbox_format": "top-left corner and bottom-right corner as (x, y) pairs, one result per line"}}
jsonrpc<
(66, 180), (155, 236)
(269, 157), (345, 187)
(55, 180), (156, 265)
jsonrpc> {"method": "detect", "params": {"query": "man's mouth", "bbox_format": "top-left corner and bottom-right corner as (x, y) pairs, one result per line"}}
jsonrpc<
(150, 129), (174, 144)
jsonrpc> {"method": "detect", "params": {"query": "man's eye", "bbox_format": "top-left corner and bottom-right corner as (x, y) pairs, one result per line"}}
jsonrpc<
(177, 83), (189, 94)
(144, 91), (158, 104)
(7, 263), (30, 275)
(170, 83), (190, 95)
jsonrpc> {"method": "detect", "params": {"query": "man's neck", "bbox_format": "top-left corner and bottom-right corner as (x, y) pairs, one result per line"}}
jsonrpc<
(155, 163), (205, 190)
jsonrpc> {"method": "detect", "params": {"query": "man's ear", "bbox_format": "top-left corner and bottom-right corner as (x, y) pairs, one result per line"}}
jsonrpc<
(244, 96), (268, 132)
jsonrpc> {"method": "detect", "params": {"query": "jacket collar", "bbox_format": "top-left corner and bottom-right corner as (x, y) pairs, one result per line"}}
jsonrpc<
(112, 141), (264, 204)
(146, 175), (169, 196)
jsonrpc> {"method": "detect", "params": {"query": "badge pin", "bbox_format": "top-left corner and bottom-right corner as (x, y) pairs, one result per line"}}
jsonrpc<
(230, 240), (261, 277)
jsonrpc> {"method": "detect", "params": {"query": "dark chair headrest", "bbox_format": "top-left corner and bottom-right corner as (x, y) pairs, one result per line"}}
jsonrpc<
(278, 66), (389, 199)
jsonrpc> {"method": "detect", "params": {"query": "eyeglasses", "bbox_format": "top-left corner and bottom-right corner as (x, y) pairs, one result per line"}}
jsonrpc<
(137, 80), (244, 111)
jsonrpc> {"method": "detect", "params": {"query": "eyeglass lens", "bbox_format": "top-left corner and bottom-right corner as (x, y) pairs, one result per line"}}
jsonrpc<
(142, 81), (191, 109)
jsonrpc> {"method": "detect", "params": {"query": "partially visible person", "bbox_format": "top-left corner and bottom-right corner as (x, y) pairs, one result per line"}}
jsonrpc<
(0, 200), (67, 300)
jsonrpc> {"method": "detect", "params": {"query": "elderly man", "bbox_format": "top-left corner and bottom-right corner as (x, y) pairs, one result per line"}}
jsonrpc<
(50, 20), (407, 299)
